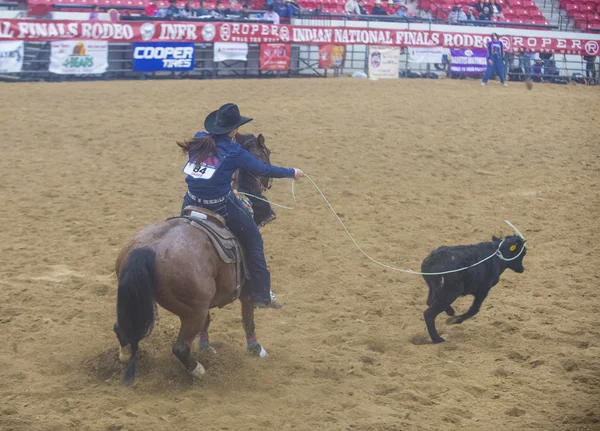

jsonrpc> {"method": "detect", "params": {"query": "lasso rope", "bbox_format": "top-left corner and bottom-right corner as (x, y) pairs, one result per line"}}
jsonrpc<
(239, 175), (526, 276)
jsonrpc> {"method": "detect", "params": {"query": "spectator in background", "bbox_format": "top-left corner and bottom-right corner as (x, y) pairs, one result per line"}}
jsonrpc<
(263, 4), (281, 22)
(405, 0), (418, 15)
(448, 6), (460, 23)
(358, 0), (367, 14)
(583, 54), (597, 84)
(181, 0), (195, 17)
(386, 0), (396, 14)
(230, 0), (242, 10)
(458, 5), (467, 20)
(532, 58), (543, 82)
(481, 32), (507, 86)
(213, 1), (231, 16)
(466, 5), (478, 20)
(473, 0), (488, 14)
(372, 0), (388, 14)
(89, 5), (101, 19)
(396, 4), (409, 17)
(313, 2), (324, 13)
(479, 6), (491, 20)
(520, 51), (536, 81)
(278, 0), (300, 18)
(240, 3), (250, 17)
(488, 0), (502, 17)
(345, 0), (361, 14)
(166, 0), (181, 18)
(145, 0), (158, 16)
(196, 0), (210, 15)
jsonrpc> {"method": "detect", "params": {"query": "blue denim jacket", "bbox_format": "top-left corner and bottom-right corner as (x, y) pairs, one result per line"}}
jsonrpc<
(183, 132), (295, 200)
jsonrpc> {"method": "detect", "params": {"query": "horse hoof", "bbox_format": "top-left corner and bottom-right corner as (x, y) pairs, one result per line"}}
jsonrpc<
(190, 362), (206, 378)
(432, 337), (445, 344)
(446, 316), (461, 325)
(199, 345), (217, 355)
(119, 345), (131, 363)
(247, 344), (268, 358)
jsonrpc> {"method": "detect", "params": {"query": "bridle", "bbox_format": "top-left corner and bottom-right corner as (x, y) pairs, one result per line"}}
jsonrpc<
(239, 135), (273, 192)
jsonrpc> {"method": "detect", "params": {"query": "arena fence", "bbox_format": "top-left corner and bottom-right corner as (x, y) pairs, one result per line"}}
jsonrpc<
(1, 41), (597, 84)
(0, 18), (598, 83)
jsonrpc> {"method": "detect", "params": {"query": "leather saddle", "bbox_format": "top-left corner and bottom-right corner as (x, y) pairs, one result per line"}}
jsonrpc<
(175, 206), (249, 307)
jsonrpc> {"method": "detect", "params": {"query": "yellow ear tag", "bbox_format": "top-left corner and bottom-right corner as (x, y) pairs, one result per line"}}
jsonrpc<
(510, 244), (517, 252)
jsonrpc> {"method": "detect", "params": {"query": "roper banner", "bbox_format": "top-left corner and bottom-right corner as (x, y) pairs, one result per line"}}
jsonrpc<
(0, 41), (23, 73)
(132, 42), (195, 72)
(449, 48), (487, 75)
(49, 40), (108, 74)
(1, 19), (599, 55)
(368, 46), (401, 79)
(260, 43), (290, 70)
(213, 42), (248, 62)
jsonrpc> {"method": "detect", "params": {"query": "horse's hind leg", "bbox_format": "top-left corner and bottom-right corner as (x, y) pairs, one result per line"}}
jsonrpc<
(114, 322), (131, 363)
(241, 296), (267, 358)
(172, 309), (209, 378)
(198, 312), (217, 355)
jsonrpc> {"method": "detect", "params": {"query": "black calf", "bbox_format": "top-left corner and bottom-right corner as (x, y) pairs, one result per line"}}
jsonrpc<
(421, 235), (527, 343)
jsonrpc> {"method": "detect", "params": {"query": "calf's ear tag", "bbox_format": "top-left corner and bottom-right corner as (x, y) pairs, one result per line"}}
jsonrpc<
(509, 244), (517, 252)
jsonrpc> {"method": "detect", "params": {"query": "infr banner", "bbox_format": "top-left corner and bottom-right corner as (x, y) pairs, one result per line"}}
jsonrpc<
(0, 41), (23, 72)
(368, 46), (400, 79)
(49, 40), (108, 74)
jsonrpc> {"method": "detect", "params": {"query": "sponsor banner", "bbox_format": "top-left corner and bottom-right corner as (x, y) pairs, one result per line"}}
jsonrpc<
(49, 40), (108, 74)
(449, 48), (487, 75)
(0, 19), (599, 55)
(260, 43), (290, 70)
(368, 46), (400, 79)
(133, 42), (194, 71)
(408, 46), (444, 63)
(318, 45), (345, 68)
(213, 42), (248, 62)
(0, 41), (23, 72)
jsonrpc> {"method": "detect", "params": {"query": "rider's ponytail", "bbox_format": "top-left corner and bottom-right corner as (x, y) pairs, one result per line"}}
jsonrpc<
(177, 135), (219, 164)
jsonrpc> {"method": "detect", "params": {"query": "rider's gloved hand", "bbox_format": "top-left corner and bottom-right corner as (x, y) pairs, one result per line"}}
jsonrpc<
(293, 169), (305, 180)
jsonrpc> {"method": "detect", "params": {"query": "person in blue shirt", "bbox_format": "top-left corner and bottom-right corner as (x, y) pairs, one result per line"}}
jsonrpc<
(179, 103), (305, 308)
(278, 0), (300, 19)
(481, 33), (507, 86)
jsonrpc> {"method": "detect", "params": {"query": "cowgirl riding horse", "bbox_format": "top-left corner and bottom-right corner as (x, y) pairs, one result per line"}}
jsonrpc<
(114, 104), (304, 385)
(180, 103), (305, 308)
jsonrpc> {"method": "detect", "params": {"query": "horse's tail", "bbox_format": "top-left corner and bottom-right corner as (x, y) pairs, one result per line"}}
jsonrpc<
(117, 247), (157, 386)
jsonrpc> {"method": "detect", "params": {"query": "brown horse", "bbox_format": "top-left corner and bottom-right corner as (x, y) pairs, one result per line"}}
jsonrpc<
(113, 133), (274, 385)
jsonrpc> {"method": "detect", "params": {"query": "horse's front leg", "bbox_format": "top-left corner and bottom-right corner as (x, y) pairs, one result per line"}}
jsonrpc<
(241, 295), (268, 358)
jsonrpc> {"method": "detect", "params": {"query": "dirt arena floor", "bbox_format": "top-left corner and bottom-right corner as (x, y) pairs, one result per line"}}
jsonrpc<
(0, 78), (599, 431)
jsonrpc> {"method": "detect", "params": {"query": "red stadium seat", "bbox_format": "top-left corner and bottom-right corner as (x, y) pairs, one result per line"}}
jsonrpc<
(522, 0), (535, 8)
(566, 3), (580, 13)
(514, 6), (527, 15)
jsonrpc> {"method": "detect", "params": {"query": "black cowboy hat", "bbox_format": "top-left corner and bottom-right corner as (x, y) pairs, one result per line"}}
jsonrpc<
(204, 103), (253, 135)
